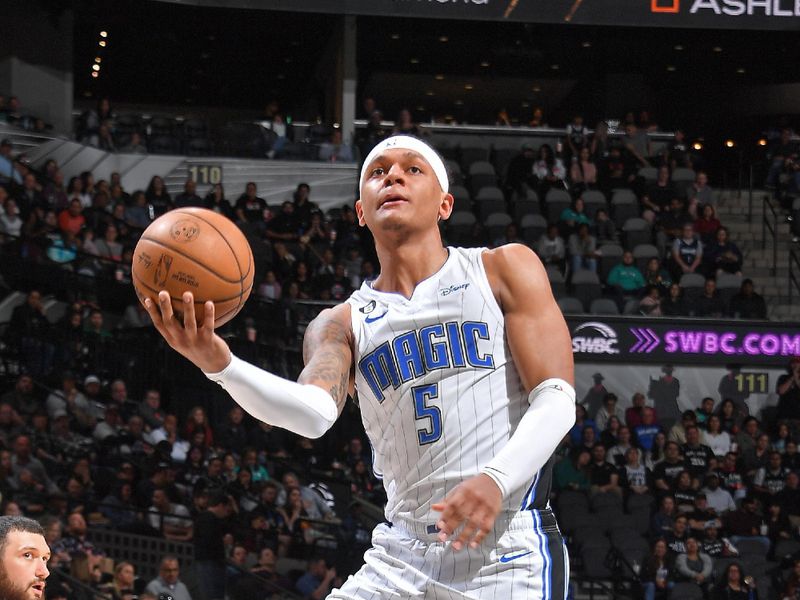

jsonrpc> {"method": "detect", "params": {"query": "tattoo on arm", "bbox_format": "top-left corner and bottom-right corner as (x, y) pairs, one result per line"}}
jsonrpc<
(298, 309), (353, 410)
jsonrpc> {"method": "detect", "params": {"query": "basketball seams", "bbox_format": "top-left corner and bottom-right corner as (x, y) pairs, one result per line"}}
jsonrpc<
(138, 236), (246, 284)
(170, 208), (252, 318)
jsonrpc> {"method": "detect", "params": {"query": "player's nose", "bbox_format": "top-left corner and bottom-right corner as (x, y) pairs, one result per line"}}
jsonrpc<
(35, 562), (49, 579)
(383, 162), (405, 186)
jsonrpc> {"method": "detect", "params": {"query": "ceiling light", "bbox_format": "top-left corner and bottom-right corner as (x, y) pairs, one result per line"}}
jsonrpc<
(100, 31), (108, 38)
(736, 67), (746, 74)
(480, 60), (490, 67)
(435, 74), (445, 80)
(725, 140), (735, 148)
(532, 85), (541, 92)
(98, 40), (106, 47)
(674, 44), (684, 50)
(91, 72), (98, 78)
(713, 46), (722, 52)
(693, 142), (703, 151)
(410, 58), (419, 64)
(666, 65), (676, 72)
(426, 91), (435, 96)
(521, 102), (530, 108)
(391, 33), (400, 40)
(454, 100), (464, 106)
(438, 36), (449, 42)
(550, 64), (560, 70)
(464, 84), (474, 90)
(582, 41), (591, 48)
(94, 57), (101, 63)
(92, 64), (100, 71)
(757, 138), (767, 146)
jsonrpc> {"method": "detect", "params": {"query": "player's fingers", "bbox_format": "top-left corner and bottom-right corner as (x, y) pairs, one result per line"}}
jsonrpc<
(143, 298), (171, 340)
(468, 515), (493, 549)
(453, 518), (478, 551)
(182, 292), (197, 336)
(158, 290), (175, 324)
(201, 300), (215, 334)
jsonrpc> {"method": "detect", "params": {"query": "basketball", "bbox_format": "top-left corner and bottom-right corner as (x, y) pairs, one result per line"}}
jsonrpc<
(131, 207), (254, 328)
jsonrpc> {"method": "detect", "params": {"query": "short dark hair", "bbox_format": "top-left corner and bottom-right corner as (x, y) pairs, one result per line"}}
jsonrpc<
(0, 516), (45, 552)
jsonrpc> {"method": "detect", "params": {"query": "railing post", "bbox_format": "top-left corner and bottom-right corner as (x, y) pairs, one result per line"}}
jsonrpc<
(748, 164), (753, 223)
(762, 194), (766, 250)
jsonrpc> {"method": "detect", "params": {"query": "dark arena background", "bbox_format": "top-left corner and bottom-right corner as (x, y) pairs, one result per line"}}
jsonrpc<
(1, 0), (799, 598)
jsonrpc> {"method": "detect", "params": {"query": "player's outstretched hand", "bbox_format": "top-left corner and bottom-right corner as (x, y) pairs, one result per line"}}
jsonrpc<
(432, 473), (502, 551)
(144, 290), (232, 374)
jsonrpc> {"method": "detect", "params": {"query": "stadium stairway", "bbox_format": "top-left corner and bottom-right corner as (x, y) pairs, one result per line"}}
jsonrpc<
(714, 189), (799, 321)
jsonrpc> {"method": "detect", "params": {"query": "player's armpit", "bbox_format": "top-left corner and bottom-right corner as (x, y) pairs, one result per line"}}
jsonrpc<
(482, 243), (574, 391)
(299, 303), (355, 414)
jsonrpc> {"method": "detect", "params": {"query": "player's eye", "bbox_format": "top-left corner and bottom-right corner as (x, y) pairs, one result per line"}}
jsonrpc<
(409, 166), (422, 174)
(22, 552), (32, 559)
(370, 167), (385, 177)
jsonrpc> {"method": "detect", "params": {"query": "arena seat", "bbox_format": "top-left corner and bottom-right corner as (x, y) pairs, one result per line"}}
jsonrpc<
(669, 582), (703, 599)
(557, 296), (584, 314)
(475, 187), (507, 218)
(547, 266), (566, 298)
(611, 192), (640, 228)
(459, 146), (491, 172)
(622, 218), (652, 249)
(590, 298), (620, 315)
(638, 166), (658, 183)
(514, 197), (541, 222)
(484, 212), (512, 240)
(632, 243), (660, 273)
(598, 243), (624, 281)
(581, 190), (608, 219)
(544, 188), (572, 223)
(521, 213), (547, 247)
(468, 161), (498, 195)
(571, 269), (602, 311)
(679, 273), (706, 303)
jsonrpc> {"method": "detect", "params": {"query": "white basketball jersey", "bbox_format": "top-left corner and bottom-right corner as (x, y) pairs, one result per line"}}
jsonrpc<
(345, 246), (540, 530)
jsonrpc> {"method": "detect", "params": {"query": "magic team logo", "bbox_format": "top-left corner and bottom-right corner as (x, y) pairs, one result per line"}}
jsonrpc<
(571, 321), (620, 355)
(359, 300), (378, 314)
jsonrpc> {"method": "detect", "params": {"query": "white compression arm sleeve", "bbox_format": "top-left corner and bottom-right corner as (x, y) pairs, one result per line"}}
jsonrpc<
(204, 354), (338, 439)
(481, 378), (576, 499)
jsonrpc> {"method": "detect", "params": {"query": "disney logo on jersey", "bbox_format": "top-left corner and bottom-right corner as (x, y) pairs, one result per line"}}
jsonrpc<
(439, 282), (470, 296)
(571, 321), (620, 355)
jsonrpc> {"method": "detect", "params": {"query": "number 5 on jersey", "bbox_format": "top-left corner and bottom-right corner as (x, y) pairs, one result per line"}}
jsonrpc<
(412, 384), (442, 445)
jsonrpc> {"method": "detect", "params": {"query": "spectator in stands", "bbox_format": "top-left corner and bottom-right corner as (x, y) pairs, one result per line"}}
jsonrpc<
(217, 406), (248, 457)
(655, 197), (689, 255)
(173, 179), (202, 208)
(6, 289), (54, 376)
(505, 144), (536, 197)
(57, 199), (85, 236)
(693, 203), (721, 245)
(752, 451), (789, 503)
(120, 132), (147, 154)
(357, 110), (388, 159)
(687, 493), (722, 538)
(675, 537), (713, 594)
(642, 255), (673, 290)
(588, 444), (621, 498)
(0, 197), (23, 240)
(673, 470), (698, 512)
(666, 514), (689, 554)
(536, 224), (566, 273)
(559, 197), (592, 237)
(729, 279), (767, 320)
(654, 441), (687, 495)
(266, 201), (300, 243)
(623, 392), (648, 429)
(318, 129), (354, 163)
(94, 223), (122, 263)
(0, 374), (37, 420)
(596, 393), (625, 432)
(44, 170), (68, 212)
(777, 357), (800, 429)
(652, 495), (677, 538)
(590, 121), (610, 161)
(668, 129), (691, 171)
(532, 144), (566, 196)
(642, 166), (675, 218)
(292, 183), (318, 233)
(725, 496), (770, 554)
(703, 415), (732, 457)
(52, 512), (103, 559)
(145, 555), (192, 600)
(569, 147), (597, 193)
(765, 127), (797, 189)
(669, 411), (698, 445)
(593, 208), (616, 245)
(619, 446), (650, 499)
(693, 278), (724, 318)
(716, 398), (743, 435)
(764, 499), (792, 551)
(565, 114), (589, 164)
(742, 433), (771, 481)
(97, 123), (116, 152)
(123, 191), (151, 229)
(234, 182), (268, 228)
(576, 424), (598, 455)
(702, 472), (737, 516)
(393, 108), (423, 137)
(623, 122), (652, 167)
(671, 222), (703, 276)
(568, 223), (598, 273)
(554, 449), (591, 493)
(634, 407), (662, 453)
(145, 176), (172, 216)
(295, 557), (339, 600)
(147, 488), (193, 541)
(193, 490), (232, 600)
(607, 249), (646, 301)
(683, 425), (716, 482)
(687, 172), (713, 219)
(204, 183), (234, 220)
(570, 404), (598, 446)
(639, 284), (663, 316)
(0, 139), (22, 186)
(642, 538), (676, 600)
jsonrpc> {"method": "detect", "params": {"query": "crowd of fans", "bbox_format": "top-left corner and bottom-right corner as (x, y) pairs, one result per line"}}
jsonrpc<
(552, 365), (800, 599)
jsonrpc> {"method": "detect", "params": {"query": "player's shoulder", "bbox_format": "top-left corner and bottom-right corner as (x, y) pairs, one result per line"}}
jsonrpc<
(305, 303), (353, 344)
(481, 243), (546, 280)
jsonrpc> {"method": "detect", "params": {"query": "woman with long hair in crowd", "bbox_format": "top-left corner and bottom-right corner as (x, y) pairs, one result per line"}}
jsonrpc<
(675, 537), (713, 596)
(533, 143), (566, 197)
(782, 559), (800, 600)
(716, 398), (742, 435)
(704, 414), (732, 457)
(145, 174), (172, 216)
(714, 562), (758, 600)
(646, 431), (669, 469)
(184, 405), (214, 447)
(641, 538), (675, 600)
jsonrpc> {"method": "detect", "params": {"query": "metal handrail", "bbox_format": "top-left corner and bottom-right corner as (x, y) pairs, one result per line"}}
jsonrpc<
(790, 248), (800, 305)
(225, 560), (304, 600)
(761, 193), (779, 276)
(51, 567), (113, 600)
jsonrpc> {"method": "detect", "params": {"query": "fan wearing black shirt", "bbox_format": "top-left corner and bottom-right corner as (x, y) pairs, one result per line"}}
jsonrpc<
(235, 182), (268, 226)
(682, 426), (715, 485)
(653, 442), (687, 496)
(194, 490), (233, 600)
(265, 201), (300, 243)
(687, 494), (721, 538)
(588, 444), (621, 498)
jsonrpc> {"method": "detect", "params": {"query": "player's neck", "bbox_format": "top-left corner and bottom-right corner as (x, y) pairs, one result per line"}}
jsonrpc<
(372, 234), (448, 300)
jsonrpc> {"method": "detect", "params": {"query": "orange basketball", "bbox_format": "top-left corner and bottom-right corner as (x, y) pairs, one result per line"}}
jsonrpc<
(132, 207), (254, 328)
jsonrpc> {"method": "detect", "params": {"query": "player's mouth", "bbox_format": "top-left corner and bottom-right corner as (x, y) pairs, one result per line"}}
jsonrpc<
(378, 194), (408, 209)
(30, 582), (45, 598)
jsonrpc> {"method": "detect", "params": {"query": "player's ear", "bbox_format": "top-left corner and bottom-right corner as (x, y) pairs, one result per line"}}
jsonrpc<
(438, 192), (454, 222)
(355, 198), (366, 227)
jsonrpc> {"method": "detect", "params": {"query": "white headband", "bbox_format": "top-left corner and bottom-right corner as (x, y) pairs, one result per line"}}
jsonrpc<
(359, 135), (449, 194)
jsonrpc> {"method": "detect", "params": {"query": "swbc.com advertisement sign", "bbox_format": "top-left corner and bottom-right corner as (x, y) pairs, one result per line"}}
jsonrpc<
(168, 0), (800, 30)
(566, 316), (800, 367)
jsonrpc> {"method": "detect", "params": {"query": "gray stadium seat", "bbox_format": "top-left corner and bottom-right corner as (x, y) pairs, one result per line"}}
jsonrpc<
(557, 296), (584, 314)
(476, 187), (507, 219)
(514, 198), (541, 222)
(571, 269), (602, 312)
(545, 188), (572, 223)
(669, 582), (703, 599)
(679, 272), (706, 304)
(460, 146), (491, 171)
(521, 214), (547, 247)
(547, 266), (566, 298)
(632, 243), (660, 273)
(445, 211), (476, 246)
(598, 243), (624, 281)
(717, 272), (743, 307)
(444, 159), (464, 186)
(484, 212), (512, 240)
(590, 298), (620, 315)
(468, 160), (497, 195)
(622, 218), (652, 249)
(581, 190), (608, 219)
(638, 166), (658, 183)
(611, 192), (640, 228)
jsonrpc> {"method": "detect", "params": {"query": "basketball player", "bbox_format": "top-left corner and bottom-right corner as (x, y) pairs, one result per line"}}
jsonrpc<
(145, 135), (576, 598)
(0, 516), (50, 600)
